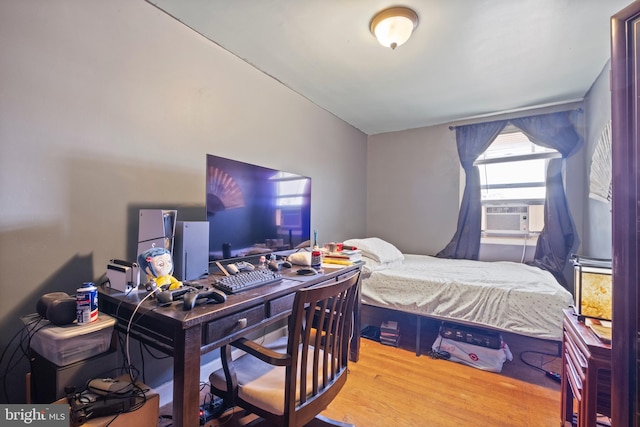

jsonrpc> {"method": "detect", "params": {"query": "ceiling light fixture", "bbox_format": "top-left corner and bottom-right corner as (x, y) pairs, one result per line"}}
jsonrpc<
(370, 6), (419, 50)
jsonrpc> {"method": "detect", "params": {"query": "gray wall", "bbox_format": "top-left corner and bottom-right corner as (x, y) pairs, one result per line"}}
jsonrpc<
(366, 124), (460, 255)
(582, 61), (613, 258)
(0, 0), (366, 403)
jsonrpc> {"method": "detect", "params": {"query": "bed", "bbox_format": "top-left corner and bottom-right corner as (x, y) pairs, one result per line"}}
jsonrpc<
(344, 237), (575, 342)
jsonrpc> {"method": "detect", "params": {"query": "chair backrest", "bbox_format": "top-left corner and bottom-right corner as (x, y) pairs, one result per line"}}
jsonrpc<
(284, 270), (360, 426)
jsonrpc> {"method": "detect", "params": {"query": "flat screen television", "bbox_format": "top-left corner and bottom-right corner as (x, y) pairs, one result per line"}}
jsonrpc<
(206, 154), (311, 260)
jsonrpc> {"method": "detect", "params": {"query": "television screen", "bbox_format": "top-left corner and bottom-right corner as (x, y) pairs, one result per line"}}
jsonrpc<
(206, 154), (311, 260)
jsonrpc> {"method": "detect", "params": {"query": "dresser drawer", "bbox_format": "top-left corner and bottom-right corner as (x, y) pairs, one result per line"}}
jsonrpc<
(560, 309), (612, 427)
(565, 359), (582, 401)
(203, 305), (266, 345)
(565, 334), (587, 375)
(564, 329), (589, 371)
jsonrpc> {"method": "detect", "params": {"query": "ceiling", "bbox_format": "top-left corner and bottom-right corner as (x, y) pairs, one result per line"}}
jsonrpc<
(147, 0), (631, 135)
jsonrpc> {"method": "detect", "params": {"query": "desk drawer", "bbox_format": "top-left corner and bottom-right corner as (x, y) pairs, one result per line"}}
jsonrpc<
(204, 305), (265, 345)
(268, 294), (295, 318)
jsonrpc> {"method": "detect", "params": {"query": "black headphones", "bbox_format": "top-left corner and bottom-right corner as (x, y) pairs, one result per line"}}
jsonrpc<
(36, 292), (77, 325)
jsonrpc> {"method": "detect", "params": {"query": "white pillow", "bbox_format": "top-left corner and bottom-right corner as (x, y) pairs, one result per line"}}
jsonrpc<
(360, 256), (403, 274)
(343, 237), (404, 264)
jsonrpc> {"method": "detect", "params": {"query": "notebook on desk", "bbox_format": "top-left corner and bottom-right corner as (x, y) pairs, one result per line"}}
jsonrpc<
(585, 317), (612, 344)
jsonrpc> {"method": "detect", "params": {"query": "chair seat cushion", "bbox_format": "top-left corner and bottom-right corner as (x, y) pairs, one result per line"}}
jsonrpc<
(210, 335), (333, 415)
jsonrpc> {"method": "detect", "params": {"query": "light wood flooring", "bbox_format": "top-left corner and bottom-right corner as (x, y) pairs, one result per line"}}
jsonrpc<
(168, 338), (561, 427)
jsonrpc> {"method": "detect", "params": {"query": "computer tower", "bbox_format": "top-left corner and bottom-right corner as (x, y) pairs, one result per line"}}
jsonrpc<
(137, 209), (177, 257)
(173, 221), (210, 281)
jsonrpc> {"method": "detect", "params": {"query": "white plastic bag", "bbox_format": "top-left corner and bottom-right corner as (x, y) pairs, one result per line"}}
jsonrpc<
(431, 335), (513, 372)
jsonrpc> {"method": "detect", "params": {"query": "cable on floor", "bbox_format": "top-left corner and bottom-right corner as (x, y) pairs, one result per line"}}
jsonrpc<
(519, 349), (561, 382)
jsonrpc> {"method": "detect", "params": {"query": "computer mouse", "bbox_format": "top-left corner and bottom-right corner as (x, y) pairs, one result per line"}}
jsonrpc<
(296, 267), (318, 276)
(235, 261), (255, 272)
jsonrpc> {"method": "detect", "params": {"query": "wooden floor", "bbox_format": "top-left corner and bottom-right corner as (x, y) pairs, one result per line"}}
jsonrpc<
(194, 338), (560, 427)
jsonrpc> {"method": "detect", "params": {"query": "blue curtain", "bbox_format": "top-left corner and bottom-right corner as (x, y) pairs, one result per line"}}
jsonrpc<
(437, 110), (582, 288)
(512, 112), (582, 286)
(436, 120), (507, 259)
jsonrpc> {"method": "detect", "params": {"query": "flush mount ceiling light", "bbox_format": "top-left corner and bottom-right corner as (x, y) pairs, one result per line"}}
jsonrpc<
(370, 6), (419, 50)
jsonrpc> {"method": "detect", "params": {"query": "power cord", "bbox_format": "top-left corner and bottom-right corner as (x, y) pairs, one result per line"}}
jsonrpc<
(427, 323), (451, 360)
(113, 290), (167, 385)
(427, 335), (451, 360)
(519, 350), (561, 382)
(198, 382), (231, 426)
(520, 233), (529, 263)
(125, 287), (161, 377)
(1, 315), (49, 402)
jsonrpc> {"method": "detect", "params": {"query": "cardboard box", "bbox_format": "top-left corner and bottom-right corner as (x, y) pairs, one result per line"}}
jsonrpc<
(56, 384), (159, 427)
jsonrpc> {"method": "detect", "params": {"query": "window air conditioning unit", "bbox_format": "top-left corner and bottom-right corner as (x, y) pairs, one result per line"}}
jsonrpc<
(483, 205), (529, 235)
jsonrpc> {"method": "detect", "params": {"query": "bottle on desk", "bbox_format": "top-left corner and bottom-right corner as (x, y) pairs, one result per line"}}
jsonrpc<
(258, 255), (267, 269)
(311, 250), (322, 269)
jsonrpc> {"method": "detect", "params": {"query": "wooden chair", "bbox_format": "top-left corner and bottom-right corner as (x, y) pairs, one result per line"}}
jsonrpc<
(209, 270), (360, 427)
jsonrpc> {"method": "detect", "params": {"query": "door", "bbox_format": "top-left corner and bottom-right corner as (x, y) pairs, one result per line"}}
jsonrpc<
(611, 1), (640, 426)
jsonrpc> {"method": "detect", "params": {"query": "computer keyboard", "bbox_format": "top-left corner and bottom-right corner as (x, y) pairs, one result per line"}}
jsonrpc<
(214, 269), (283, 294)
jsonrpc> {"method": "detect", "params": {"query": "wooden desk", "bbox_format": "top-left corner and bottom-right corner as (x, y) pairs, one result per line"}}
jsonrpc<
(561, 309), (611, 427)
(99, 264), (361, 427)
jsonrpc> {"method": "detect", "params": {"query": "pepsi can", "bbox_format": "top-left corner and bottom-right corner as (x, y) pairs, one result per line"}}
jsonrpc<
(76, 282), (98, 324)
(311, 250), (322, 270)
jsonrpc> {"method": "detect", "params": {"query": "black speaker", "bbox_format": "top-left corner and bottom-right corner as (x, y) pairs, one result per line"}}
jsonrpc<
(36, 292), (69, 318)
(222, 242), (231, 259)
(36, 292), (77, 326)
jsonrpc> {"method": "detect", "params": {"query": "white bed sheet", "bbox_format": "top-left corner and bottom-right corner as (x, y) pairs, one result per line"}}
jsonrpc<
(361, 254), (574, 341)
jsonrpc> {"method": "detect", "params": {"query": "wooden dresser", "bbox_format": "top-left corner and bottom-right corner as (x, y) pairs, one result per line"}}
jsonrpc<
(561, 308), (611, 427)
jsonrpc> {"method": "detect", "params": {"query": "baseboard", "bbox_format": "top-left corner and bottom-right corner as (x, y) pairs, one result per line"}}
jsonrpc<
(155, 326), (288, 407)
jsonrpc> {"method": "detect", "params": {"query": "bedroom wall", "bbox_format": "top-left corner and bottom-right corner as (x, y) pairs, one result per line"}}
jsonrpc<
(365, 124), (460, 255)
(0, 0), (367, 404)
(582, 61), (613, 259)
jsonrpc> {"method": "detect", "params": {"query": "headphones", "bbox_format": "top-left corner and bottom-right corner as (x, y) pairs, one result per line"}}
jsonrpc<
(36, 292), (77, 326)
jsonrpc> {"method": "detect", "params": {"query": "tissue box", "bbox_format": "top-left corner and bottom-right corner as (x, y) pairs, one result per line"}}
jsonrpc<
(30, 314), (116, 366)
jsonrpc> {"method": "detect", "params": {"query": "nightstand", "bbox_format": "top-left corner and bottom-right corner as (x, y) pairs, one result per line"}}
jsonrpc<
(561, 308), (611, 427)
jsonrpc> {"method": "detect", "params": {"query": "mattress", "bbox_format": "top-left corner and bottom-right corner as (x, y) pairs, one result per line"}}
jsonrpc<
(360, 254), (574, 341)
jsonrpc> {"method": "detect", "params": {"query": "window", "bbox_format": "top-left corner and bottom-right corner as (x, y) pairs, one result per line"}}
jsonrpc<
(475, 126), (560, 237)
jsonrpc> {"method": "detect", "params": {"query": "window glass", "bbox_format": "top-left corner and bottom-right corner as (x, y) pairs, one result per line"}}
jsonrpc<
(479, 159), (547, 201)
(480, 186), (546, 201)
(477, 128), (559, 238)
(478, 131), (556, 161)
(477, 129), (558, 204)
